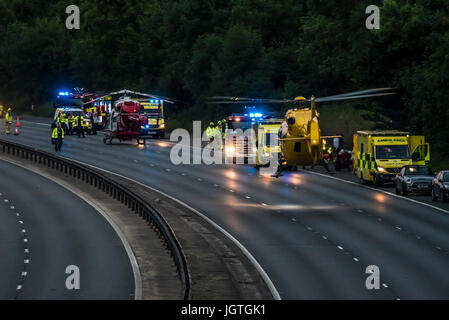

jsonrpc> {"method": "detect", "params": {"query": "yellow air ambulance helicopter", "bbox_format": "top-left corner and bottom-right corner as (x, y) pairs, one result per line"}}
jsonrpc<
(209, 88), (396, 169)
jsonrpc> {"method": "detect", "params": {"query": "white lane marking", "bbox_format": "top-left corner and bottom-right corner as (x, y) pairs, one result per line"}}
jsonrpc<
(261, 203), (268, 206)
(229, 189), (234, 193)
(24, 259), (29, 264)
(16, 285), (22, 290)
(306, 171), (449, 215)
(4, 199), (9, 202)
(21, 272), (27, 276)
(24, 249), (29, 254)
(353, 257), (359, 262)
(0, 158), (143, 300)
(245, 196), (251, 199)
(22, 229), (26, 233)
(10, 206), (14, 209)
(322, 236), (328, 240)
(19, 120), (51, 127)
(396, 226), (402, 230)
(291, 218), (297, 222)
(61, 157), (281, 300)
(19, 221), (23, 224)
(337, 246), (344, 250)
(382, 283), (389, 288)
(214, 184), (219, 187)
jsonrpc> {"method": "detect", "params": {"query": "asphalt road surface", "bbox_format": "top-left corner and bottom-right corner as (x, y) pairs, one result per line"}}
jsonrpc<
(0, 158), (135, 300)
(1, 118), (449, 299)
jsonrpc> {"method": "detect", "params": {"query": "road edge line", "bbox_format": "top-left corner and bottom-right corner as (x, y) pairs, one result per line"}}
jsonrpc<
(0, 157), (143, 300)
(306, 170), (449, 216)
(61, 156), (282, 300)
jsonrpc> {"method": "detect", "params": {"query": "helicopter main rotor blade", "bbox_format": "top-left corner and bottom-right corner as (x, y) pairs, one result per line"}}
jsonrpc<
(314, 88), (396, 102)
(315, 92), (397, 103)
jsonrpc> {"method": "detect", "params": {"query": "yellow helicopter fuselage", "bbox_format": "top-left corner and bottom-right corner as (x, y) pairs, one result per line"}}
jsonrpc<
(280, 107), (324, 167)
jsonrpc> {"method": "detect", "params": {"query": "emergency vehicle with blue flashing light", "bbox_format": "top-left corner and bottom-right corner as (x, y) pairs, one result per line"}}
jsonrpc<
(138, 99), (166, 139)
(224, 112), (282, 165)
(53, 91), (92, 134)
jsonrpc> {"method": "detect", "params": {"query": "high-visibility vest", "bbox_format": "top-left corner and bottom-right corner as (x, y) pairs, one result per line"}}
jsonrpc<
(52, 127), (65, 139)
(5, 112), (12, 123)
(206, 126), (214, 138)
(74, 116), (87, 128)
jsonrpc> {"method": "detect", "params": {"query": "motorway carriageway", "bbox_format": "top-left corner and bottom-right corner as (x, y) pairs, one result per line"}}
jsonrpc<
(0, 158), (135, 299)
(2, 119), (449, 299)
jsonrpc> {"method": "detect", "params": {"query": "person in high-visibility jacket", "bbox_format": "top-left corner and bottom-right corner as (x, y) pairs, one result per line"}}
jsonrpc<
(5, 108), (13, 134)
(59, 113), (69, 134)
(74, 115), (86, 138)
(206, 122), (215, 143)
(0, 105), (4, 118)
(52, 122), (65, 152)
(68, 113), (75, 135)
(221, 119), (228, 139)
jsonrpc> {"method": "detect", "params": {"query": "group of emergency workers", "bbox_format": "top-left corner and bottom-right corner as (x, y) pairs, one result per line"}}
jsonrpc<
(206, 119), (228, 144)
(51, 112), (93, 152)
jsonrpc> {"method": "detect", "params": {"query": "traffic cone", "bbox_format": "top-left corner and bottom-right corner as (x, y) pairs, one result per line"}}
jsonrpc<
(16, 116), (20, 127)
(14, 125), (19, 135)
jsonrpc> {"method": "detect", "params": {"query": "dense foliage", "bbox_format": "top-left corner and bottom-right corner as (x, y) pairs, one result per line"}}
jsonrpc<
(0, 0), (448, 158)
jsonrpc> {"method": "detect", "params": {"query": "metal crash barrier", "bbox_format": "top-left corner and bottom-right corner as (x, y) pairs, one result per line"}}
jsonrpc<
(0, 139), (191, 300)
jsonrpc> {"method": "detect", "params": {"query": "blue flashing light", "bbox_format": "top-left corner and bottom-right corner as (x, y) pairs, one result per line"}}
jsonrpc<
(250, 113), (254, 117)
(145, 124), (150, 129)
(255, 113), (263, 118)
(59, 92), (65, 96)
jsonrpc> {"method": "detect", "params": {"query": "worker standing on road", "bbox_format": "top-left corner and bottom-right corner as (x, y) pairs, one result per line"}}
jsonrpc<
(5, 108), (12, 134)
(68, 113), (74, 135)
(75, 114), (86, 138)
(52, 122), (65, 152)
(90, 112), (98, 135)
(60, 113), (68, 134)
(206, 122), (215, 143)
(221, 119), (228, 139)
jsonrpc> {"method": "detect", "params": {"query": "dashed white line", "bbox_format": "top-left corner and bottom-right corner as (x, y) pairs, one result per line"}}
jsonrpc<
(353, 257), (359, 262)
(337, 246), (344, 250)
(245, 196), (251, 199)
(382, 283), (389, 288)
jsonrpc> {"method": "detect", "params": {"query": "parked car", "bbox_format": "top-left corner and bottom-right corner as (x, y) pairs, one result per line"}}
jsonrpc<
(431, 170), (449, 202)
(394, 165), (433, 196)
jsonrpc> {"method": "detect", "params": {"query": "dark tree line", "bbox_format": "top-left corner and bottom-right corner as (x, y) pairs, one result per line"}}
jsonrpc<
(0, 0), (448, 159)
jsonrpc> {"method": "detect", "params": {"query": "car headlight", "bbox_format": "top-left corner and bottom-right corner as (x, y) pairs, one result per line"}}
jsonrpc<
(377, 166), (386, 173)
(160, 124), (165, 129)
